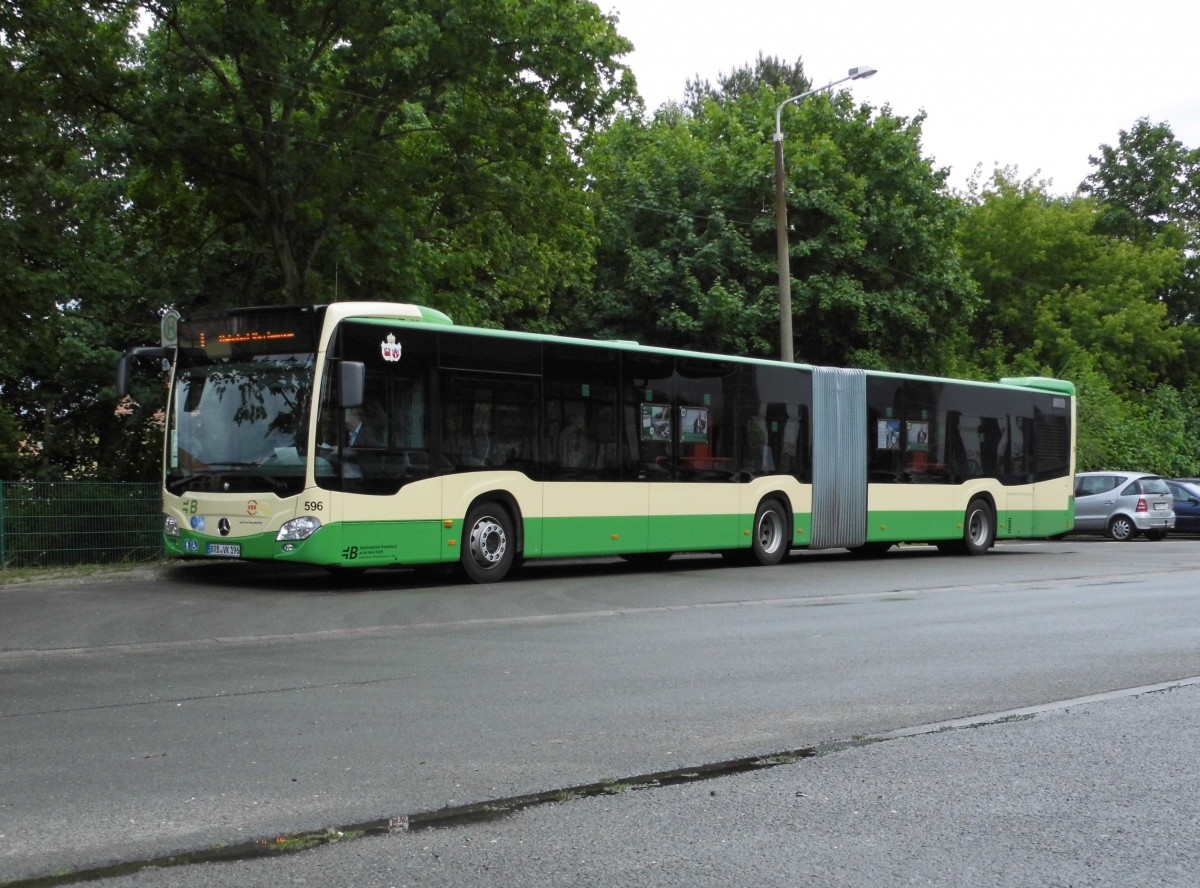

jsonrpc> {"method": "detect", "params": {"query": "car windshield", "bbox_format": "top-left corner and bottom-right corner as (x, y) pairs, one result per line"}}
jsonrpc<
(167, 354), (315, 496)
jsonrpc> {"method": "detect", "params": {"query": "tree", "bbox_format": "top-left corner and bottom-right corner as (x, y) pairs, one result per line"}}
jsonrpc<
(956, 171), (1200, 475)
(1, 0), (636, 480)
(560, 65), (978, 373)
(1081, 118), (1200, 324)
(1069, 359), (1200, 476)
(957, 171), (1185, 392)
(128, 0), (634, 321)
(683, 53), (809, 116)
(1, 1), (165, 479)
(553, 103), (777, 356)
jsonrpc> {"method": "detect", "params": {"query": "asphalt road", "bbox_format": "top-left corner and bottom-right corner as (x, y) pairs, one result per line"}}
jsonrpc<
(2, 538), (1199, 886)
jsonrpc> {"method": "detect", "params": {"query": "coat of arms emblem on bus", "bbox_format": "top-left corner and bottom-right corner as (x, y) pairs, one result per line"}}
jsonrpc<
(381, 333), (402, 362)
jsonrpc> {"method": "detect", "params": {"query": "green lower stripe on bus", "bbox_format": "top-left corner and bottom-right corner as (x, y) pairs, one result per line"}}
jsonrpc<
(530, 513), (751, 558)
(165, 505), (1074, 569)
(529, 515), (650, 558)
(314, 520), (451, 568)
(1030, 509), (1074, 537)
(864, 510), (968, 543)
(863, 508), (1073, 543)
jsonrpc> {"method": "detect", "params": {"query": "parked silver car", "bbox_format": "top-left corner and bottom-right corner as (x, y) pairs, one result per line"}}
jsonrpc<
(1073, 471), (1175, 540)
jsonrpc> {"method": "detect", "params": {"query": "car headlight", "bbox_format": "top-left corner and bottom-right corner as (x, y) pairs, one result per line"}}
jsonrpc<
(277, 516), (322, 541)
(164, 514), (180, 537)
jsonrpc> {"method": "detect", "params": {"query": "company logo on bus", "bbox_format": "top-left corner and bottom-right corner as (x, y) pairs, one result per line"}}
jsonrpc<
(381, 333), (402, 362)
(245, 499), (270, 518)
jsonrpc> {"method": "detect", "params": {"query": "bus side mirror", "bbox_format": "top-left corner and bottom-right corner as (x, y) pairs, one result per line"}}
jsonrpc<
(339, 361), (365, 408)
(116, 346), (171, 397)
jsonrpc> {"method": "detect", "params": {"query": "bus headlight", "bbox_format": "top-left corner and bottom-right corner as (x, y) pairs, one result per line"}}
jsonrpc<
(277, 516), (322, 541)
(164, 514), (180, 537)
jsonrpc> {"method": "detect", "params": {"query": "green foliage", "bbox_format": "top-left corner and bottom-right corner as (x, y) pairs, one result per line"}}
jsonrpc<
(1, 0), (633, 480)
(1, 0), (165, 480)
(1069, 358), (1200, 476)
(131, 0), (634, 317)
(683, 53), (809, 116)
(957, 172), (1184, 393)
(6, 0), (1200, 487)
(786, 96), (978, 370)
(958, 169), (1200, 476)
(551, 102), (776, 355)
(1081, 118), (1200, 325)
(559, 71), (977, 372)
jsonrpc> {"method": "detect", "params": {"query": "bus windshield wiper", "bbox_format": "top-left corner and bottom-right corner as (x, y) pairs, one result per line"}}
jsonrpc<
(169, 473), (211, 490)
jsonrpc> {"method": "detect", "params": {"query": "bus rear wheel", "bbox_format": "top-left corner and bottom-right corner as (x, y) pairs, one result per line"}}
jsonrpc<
(461, 501), (516, 583)
(751, 498), (790, 566)
(963, 498), (995, 554)
(937, 497), (995, 556)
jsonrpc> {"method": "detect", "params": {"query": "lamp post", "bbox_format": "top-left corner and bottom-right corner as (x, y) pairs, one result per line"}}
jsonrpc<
(774, 66), (877, 362)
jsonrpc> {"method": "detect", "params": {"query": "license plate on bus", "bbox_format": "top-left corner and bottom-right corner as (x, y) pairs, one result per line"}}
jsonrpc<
(206, 543), (242, 557)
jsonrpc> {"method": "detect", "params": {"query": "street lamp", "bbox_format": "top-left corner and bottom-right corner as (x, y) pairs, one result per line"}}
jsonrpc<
(774, 66), (877, 362)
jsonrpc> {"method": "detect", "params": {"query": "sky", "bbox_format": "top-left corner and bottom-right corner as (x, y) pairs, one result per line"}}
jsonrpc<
(604, 0), (1200, 194)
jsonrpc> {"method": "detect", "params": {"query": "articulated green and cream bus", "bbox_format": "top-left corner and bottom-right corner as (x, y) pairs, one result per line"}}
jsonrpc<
(119, 302), (1075, 582)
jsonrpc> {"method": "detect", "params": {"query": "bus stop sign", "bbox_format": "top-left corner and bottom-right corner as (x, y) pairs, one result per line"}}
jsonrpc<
(161, 309), (180, 348)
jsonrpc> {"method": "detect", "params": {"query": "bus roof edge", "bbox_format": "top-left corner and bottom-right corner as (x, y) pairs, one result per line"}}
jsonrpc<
(324, 302), (455, 325)
(1000, 376), (1076, 396)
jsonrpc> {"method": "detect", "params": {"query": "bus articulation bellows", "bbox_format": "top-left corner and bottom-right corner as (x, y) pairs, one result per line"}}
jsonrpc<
(118, 302), (1076, 583)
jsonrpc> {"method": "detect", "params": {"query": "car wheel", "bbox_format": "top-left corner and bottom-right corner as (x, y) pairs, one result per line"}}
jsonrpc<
(1106, 515), (1137, 542)
(461, 501), (516, 583)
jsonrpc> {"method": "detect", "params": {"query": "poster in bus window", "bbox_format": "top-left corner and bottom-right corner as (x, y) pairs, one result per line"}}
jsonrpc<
(877, 419), (900, 450)
(680, 406), (709, 443)
(907, 420), (930, 451)
(641, 404), (671, 441)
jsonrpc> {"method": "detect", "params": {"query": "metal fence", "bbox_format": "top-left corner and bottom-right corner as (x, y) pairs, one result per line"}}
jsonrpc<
(0, 481), (162, 569)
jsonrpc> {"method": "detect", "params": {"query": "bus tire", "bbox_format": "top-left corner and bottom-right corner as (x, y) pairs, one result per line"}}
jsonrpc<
(461, 501), (516, 583)
(962, 497), (995, 555)
(751, 498), (790, 566)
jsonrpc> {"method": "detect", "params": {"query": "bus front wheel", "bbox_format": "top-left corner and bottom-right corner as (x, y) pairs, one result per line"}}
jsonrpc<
(461, 501), (516, 583)
(751, 498), (790, 566)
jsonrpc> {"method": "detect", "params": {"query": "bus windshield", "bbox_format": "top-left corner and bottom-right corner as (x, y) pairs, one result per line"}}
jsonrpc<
(167, 354), (316, 496)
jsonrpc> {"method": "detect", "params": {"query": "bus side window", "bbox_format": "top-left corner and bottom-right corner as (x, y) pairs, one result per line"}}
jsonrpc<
(542, 344), (620, 481)
(867, 378), (903, 482)
(674, 358), (735, 481)
(440, 374), (538, 473)
(736, 364), (810, 482)
(622, 354), (675, 482)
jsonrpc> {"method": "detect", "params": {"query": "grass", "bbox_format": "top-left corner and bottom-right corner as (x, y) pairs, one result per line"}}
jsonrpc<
(0, 559), (162, 587)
